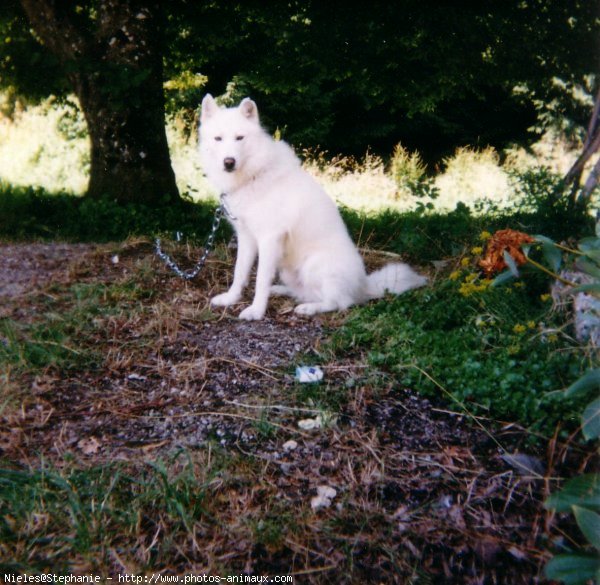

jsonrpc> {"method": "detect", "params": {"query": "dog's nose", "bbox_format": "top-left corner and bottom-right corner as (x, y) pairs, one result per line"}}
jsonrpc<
(223, 157), (236, 172)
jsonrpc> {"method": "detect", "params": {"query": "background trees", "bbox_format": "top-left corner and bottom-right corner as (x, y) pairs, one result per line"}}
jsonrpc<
(0, 0), (597, 203)
(5, 0), (179, 205)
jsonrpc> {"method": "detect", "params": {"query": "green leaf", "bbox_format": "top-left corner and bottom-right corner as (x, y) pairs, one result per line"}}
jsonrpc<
(491, 269), (516, 286)
(545, 474), (600, 513)
(544, 554), (600, 584)
(579, 237), (600, 253)
(564, 370), (600, 399)
(583, 249), (600, 262)
(571, 283), (600, 295)
(576, 257), (600, 278)
(573, 505), (600, 549)
(535, 235), (562, 272)
(503, 249), (520, 276)
(535, 235), (557, 246)
(582, 397), (600, 441)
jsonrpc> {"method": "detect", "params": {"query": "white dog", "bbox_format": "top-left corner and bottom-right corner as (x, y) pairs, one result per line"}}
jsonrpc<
(199, 94), (426, 320)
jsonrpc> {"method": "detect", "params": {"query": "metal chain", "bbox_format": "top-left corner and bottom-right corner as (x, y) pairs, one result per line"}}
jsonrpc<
(155, 194), (234, 281)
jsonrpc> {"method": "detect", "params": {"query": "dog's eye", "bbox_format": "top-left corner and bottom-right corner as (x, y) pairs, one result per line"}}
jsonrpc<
(214, 136), (222, 142)
(235, 135), (244, 141)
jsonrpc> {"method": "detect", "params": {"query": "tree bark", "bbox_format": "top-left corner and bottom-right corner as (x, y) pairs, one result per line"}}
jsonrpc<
(565, 86), (600, 208)
(20, 0), (180, 205)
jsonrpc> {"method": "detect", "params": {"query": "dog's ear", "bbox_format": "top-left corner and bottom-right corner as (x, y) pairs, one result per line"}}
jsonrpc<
(239, 98), (259, 121)
(201, 94), (218, 122)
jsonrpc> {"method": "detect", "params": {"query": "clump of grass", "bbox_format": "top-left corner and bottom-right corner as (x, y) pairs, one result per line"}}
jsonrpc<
(0, 454), (214, 572)
(0, 276), (157, 376)
(434, 146), (513, 211)
(390, 142), (427, 192)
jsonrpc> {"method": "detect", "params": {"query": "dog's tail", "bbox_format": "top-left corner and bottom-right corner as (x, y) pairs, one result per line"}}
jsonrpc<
(366, 263), (427, 300)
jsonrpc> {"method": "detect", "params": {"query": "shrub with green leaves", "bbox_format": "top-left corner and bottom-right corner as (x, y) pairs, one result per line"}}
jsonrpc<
(331, 266), (587, 438)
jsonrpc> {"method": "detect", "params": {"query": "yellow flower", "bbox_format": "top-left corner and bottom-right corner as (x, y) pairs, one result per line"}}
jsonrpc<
(513, 324), (526, 334)
(547, 334), (558, 343)
(465, 273), (477, 283)
(513, 281), (525, 289)
(471, 246), (483, 255)
(459, 279), (492, 296)
(449, 270), (462, 281)
(459, 282), (475, 296)
(540, 293), (551, 302)
(461, 257), (471, 267)
(479, 231), (492, 241)
(527, 321), (536, 329)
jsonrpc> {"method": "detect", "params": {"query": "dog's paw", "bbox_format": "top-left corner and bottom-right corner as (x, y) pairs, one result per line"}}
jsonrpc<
(211, 291), (240, 307)
(239, 304), (266, 321)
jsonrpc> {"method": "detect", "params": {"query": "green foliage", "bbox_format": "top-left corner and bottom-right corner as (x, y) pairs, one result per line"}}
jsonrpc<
(483, 224), (600, 582)
(3, 2), (598, 157)
(544, 474), (600, 584)
(508, 167), (592, 239)
(164, 71), (208, 117)
(331, 275), (586, 437)
(0, 183), (229, 243)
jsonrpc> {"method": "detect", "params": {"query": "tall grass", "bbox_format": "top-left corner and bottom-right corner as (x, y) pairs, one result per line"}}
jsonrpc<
(0, 94), (594, 215)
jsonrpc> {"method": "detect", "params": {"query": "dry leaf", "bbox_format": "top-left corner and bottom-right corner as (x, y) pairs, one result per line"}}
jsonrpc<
(479, 229), (534, 276)
(78, 436), (101, 455)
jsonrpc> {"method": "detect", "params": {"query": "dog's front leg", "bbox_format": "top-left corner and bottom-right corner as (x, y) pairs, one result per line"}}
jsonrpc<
(211, 228), (257, 307)
(239, 236), (282, 320)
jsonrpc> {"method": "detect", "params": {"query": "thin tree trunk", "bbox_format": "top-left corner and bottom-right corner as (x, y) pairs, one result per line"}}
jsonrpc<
(565, 86), (600, 207)
(20, 0), (180, 205)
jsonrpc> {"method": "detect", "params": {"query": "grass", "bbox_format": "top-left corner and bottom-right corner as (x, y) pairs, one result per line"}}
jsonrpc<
(0, 451), (235, 573)
(0, 237), (596, 580)
(0, 95), (598, 581)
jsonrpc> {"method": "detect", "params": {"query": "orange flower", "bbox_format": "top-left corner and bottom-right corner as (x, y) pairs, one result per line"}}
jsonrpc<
(479, 229), (534, 276)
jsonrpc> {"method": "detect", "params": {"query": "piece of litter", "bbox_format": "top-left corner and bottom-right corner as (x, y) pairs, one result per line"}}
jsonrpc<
(311, 485), (337, 510)
(78, 436), (101, 455)
(282, 439), (298, 451)
(111, 254), (120, 264)
(298, 417), (322, 430)
(295, 365), (324, 383)
(500, 453), (545, 478)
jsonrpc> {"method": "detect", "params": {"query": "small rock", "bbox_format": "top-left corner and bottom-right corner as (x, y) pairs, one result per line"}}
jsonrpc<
(311, 485), (337, 510)
(283, 439), (298, 451)
(298, 417), (321, 430)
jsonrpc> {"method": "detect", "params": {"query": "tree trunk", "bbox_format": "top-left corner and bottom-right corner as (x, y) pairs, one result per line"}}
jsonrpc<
(20, 0), (180, 205)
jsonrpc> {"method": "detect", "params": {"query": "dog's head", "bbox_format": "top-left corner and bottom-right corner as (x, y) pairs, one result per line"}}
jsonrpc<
(199, 94), (261, 176)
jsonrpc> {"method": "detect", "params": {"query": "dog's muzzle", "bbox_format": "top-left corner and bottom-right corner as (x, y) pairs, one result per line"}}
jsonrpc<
(223, 157), (236, 172)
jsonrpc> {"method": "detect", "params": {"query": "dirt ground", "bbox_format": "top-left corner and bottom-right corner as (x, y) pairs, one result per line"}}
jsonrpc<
(0, 241), (593, 583)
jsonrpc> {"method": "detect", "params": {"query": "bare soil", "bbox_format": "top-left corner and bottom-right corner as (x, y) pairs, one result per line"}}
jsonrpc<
(0, 241), (592, 583)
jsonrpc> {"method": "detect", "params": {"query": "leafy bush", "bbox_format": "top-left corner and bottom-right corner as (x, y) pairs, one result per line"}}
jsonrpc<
(507, 167), (592, 240)
(331, 253), (588, 437)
